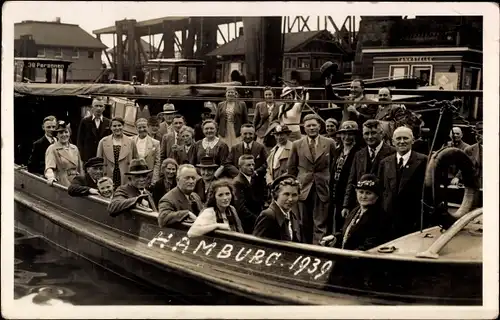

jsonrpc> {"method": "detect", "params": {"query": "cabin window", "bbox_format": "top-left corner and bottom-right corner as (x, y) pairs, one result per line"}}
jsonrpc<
(291, 58), (297, 68)
(178, 66), (198, 84)
(72, 48), (79, 59)
(284, 58), (291, 69)
(54, 48), (63, 58)
(298, 57), (310, 69)
(37, 48), (46, 58)
(88, 51), (95, 59)
(389, 65), (410, 78)
(411, 65), (433, 86)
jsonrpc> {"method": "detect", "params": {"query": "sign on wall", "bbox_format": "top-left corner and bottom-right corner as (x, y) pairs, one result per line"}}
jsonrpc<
(434, 72), (458, 90)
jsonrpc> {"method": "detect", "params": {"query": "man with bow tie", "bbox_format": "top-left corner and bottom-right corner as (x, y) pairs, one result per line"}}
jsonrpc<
(233, 155), (267, 233)
(287, 114), (336, 244)
(342, 120), (395, 214)
(377, 126), (428, 239)
(225, 124), (268, 178)
(28, 115), (58, 175)
(76, 98), (112, 162)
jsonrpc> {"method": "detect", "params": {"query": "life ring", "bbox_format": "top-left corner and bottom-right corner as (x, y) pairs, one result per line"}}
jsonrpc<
(425, 147), (479, 220)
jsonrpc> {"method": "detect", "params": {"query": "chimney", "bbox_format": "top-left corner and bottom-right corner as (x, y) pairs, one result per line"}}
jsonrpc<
(239, 27), (244, 37)
(55, 17), (61, 23)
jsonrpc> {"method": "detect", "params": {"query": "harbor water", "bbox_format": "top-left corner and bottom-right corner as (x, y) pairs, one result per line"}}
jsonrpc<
(14, 226), (190, 306)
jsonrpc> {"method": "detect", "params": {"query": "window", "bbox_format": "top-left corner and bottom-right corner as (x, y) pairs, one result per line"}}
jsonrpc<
(389, 65), (410, 78)
(54, 48), (62, 58)
(298, 57), (310, 69)
(88, 51), (94, 59)
(411, 65), (433, 86)
(72, 48), (79, 59)
(284, 58), (291, 69)
(37, 48), (46, 58)
(291, 58), (296, 68)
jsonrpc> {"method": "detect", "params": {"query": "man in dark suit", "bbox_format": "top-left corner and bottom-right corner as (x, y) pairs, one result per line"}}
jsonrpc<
(160, 115), (186, 164)
(225, 124), (268, 178)
(68, 157), (104, 197)
(342, 120), (395, 213)
(288, 114), (336, 244)
(77, 98), (112, 162)
(253, 174), (302, 242)
(108, 159), (158, 217)
(378, 126), (428, 239)
(158, 164), (203, 228)
(253, 88), (280, 147)
(27, 115), (57, 175)
(233, 155), (267, 233)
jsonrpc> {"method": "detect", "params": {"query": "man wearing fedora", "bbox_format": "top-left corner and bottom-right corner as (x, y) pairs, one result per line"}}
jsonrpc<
(157, 103), (177, 137)
(68, 157), (104, 197)
(108, 159), (158, 217)
(225, 124), (268, 179)
(194, 156), (218, 204)
(77, 98), (112, 162)
(288, 114), (337, 244)
(265, 124), (293, 186)
(158, 164), (203, 228)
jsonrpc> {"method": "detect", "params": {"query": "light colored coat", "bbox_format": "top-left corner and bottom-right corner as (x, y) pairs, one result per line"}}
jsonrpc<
(45, 142), (84, 187)
(97, 135), (138, 186)
(132, 135), (161, 183)
(265, 140), (293, 185)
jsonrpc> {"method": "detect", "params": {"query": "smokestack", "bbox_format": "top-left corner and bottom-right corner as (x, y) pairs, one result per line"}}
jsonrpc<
(55, 17), (61, 23)
(239, 27), (244, 37)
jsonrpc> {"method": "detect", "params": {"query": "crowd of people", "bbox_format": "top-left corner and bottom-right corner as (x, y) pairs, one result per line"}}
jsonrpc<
(25, 80), (483, 251)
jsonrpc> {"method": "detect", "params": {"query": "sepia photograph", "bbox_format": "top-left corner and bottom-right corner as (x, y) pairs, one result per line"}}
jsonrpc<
(2, 1), (498, 319)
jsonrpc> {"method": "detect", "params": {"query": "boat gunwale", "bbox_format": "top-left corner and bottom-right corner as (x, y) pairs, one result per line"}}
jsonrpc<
(14, 166), (481, 265)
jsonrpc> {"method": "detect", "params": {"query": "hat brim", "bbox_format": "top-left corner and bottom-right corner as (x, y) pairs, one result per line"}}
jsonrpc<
(273, 129), (292, 134)
(158, 111), (177, 114)
(125, 169), (153, 175)
(85, 163), (104, 168)
(196, 164), (219, 169)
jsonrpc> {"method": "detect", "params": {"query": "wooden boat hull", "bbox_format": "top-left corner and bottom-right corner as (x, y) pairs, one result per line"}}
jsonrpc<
(13, 168), (482, 305)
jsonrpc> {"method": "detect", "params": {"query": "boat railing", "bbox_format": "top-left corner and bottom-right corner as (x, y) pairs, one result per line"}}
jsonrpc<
(415, 208), (483, 260)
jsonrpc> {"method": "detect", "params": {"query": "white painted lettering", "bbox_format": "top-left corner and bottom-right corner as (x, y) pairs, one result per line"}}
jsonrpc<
(193, 240), (217, 255)
(248, 249), (266, 264)
(172, 237), (190, 254)
(147, 232), (173, 248)
(216, 244), (234, 259)
(235, 248), (252, 262)
(265, 252), (282, 266)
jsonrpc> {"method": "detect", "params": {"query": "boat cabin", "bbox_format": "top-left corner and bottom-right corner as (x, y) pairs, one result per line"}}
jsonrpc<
(14, 57), (73, 83)
(143, 58), (205, 85)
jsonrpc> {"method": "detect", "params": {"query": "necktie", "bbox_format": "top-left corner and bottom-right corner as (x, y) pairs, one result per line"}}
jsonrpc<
(244, 144), (252, 154)
(189, 194), (200, 215)
(95, 118), (100, 129)
(398, 157), (404, 170)
(309, 138), (316, 159)
(369, 148), (376, 162)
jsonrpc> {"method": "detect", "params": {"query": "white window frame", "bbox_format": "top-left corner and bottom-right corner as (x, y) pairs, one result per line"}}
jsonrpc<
(72, 48), (79, 59)
(54, 48), (63, 58)
(411, 64), (433, 85)
(389, 64), (410, 78)
(37, 48), (46, 58)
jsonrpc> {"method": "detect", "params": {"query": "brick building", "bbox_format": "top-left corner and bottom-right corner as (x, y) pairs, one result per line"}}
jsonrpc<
(14, 19), (107, 82)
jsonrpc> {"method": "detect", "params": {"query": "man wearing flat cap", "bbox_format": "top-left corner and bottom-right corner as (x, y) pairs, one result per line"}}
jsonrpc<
(68, 157), (104, 197)
(288, 114), (337, 244)
(77, 98), (112, 162)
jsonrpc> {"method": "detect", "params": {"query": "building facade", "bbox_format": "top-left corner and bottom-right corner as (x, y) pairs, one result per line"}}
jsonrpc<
(14, 19), (107, 83)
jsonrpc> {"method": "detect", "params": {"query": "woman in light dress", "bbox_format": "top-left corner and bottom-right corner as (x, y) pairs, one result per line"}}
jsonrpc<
(215, 86), (248, 149)
(274, 86), (309, 142)
(45, 121), (84, 187)
(187, 179), (244, 238)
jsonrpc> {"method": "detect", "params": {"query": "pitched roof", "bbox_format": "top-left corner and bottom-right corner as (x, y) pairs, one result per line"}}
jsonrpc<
(207, 30), (335, 57)
(15, 20), (107, 49)
(106, 38), (158, 54)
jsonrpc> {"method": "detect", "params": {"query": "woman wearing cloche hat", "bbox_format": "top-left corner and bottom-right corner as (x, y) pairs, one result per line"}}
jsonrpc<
(320, 174), (389, 251)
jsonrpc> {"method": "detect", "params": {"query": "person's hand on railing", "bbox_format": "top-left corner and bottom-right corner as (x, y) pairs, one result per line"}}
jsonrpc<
(46, 178), (57, 186)
(319, 234), (337, 247)
(184, 211), (198, 224)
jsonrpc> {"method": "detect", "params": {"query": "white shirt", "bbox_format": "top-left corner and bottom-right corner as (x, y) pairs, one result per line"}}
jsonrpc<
(92, 114), (103, 128)
(266, 103), (274, 115)
(307, 136), (319, 147)
(397, 150), (412, 167)
(368, 141), (384, 160)
(279, 102), (303, 133)
(273, 145), (285, 169)
(45, 135), (56, 144)
(242, 172), (252, 184)
(136, 136), (148, 158)
(243, 142), (253, 150)
(275, 202), (293, 238)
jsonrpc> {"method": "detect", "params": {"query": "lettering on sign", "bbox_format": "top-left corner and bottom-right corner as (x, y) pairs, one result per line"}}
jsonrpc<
(397, 57), (433, 63)
(26, 62), (66, 69)
(147, 231), (335, 282)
